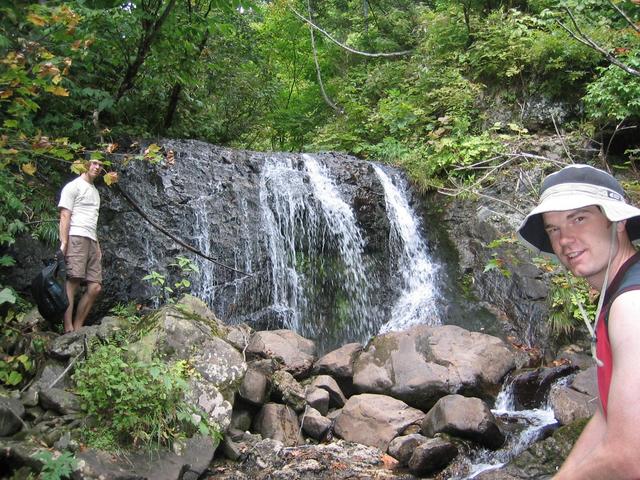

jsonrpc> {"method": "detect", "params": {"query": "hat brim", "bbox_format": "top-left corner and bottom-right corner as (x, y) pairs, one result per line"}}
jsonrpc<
(518, 193), (640, 254)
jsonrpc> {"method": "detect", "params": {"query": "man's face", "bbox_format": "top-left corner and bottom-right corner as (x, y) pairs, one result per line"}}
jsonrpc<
(543, 205), (614, 284)
(87, 160), (103, 180)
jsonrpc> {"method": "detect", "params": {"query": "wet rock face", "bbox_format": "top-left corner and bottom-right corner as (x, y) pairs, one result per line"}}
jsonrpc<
(3, 141), (398, 353)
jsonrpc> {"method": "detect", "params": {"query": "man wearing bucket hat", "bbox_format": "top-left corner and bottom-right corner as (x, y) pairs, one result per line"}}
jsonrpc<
(518, 164), (640, 479)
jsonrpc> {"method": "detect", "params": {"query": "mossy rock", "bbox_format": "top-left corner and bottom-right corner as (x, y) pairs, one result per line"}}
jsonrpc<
(503, 418), (589, 478)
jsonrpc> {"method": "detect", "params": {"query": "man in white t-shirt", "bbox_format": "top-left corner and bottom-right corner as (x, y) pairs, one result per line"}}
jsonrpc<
(58, 160), (104, 333)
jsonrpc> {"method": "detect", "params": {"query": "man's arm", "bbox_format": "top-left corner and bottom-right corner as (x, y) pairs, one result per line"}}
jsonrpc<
(554, 407), (606, 475)
(59, 208), (71, 254)
(554, 290), (640, 479)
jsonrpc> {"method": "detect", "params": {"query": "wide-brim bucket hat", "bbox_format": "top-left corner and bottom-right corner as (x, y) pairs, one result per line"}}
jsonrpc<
(518, 164), (640, 254)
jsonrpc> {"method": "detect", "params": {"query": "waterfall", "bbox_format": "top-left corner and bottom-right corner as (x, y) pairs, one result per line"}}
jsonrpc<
(302, 154), (373, 332)
(373, 164), (440, 333)
(192, 195), (217, 304)
(259, 154), (375, 351)
(462, 379), (558, 479)
(259, 155), (309, 330)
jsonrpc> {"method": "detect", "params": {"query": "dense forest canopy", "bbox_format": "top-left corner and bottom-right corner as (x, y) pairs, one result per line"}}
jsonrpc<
(1, 0), (639, 270)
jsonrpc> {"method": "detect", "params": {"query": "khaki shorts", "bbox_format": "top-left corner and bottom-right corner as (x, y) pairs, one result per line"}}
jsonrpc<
(66, 236), (102, 284)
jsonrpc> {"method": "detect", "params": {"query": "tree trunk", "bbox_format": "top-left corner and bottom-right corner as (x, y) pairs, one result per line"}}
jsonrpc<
(115, 0), (178, 102)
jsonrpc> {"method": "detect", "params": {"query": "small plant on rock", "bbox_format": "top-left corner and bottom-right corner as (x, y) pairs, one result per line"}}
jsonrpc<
(73, 343), (220, 451)
(32, 450), (78, 480)
(142, 256), (200, 305)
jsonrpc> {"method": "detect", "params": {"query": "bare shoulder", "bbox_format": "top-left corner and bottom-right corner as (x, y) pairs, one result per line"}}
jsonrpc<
(608, 290), (640, 354)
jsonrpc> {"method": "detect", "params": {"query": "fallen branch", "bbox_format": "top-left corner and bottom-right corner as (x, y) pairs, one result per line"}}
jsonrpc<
(558, 8), (640, 78)
(307, 0), (343, 114)
(48, 347), (85, 390)
(551, 114), (574, 163)
(607, 0), (640, 35)
(289, 5), (412, 58)
(115, 184), (254, 278)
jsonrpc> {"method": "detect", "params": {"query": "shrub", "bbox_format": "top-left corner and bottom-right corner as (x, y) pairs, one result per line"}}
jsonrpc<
(73, 343), (219, 450)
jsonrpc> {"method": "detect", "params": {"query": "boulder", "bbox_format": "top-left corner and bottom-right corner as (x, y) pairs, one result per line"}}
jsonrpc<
(549, 366), (598, 426)
(246, 330), (316, 378)
(271, 370), (306, 413)
(510, 364), (576, 409)
(549, 386), (595, 426)
(48, 316), (128, 360)
(313, 343), (362, 378)
(387, 433), (428, 465)
(130, 296), (245, 401)
(309, 375), (347, 408)
(239, 365), (270, 406)
(407, 437), (458, 476)
(300, 407), (332, 440)
(252, 403), (303, 446)
(353, 324), (516, 410)
(306, 387), (330, 416)
(333, 393), (424, 451)
(0, 396), (25, 437)
(76, 433), (217, 480)
(571, 366), (598, 397)
(422, 394), (505, 450)
(39, 388), (81, 415)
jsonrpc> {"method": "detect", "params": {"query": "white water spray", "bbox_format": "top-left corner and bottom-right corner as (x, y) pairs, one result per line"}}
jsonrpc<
(373, 164), (440, 333)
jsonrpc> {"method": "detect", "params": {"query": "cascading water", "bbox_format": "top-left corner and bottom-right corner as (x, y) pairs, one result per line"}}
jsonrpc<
(259, 155), (310, 331)
(460, 379), (558, 479)
(192, 195), (217, 303)
(302, 154), (373, 332)
(373, 164), (441, 334)
(259, 154), (375, 351)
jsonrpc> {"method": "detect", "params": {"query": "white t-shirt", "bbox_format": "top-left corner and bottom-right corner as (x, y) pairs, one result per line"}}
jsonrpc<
(58, 176), (100, 241)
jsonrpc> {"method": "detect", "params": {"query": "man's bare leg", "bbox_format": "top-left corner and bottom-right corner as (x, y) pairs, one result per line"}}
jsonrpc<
(63, 279), (80, 333)
(72, 282), (101, 330)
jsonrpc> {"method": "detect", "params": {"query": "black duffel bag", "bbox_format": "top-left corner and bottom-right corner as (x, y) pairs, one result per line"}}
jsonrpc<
(31, 252), (68, 321)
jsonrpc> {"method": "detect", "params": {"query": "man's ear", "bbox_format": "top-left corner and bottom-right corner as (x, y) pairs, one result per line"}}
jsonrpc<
(617, 219), (628, 233)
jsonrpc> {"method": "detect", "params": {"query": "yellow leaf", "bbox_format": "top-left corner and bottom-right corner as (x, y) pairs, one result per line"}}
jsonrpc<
(22, 163), (37, 176)
(103, 171), (119, 186)
(45, 85), (69, 97)
(0, 89), (13, 99)
(52, 74), (62, 85)
(106, 143), (118, 154)
(71, 160), (86, 174)
(27, 13), (47, 27)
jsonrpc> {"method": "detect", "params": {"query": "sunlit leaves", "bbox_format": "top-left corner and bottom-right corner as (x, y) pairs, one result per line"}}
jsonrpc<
(21, 163), (36, 175)
(71, 160), (87, 174)
(143, 143), (163, 163)
(103, 171), (119, 186)
(44, 85), (70, 96)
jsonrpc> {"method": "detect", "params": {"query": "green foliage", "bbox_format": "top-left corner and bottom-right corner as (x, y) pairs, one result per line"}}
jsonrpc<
(548, 273), (597, 337)
(73, 343), (220, 450)
(584, 54), (640, 123)
(482, 235), (520, 278)
(109, 301), (142, 324)
(143, 256), (199, 305)
(32, 451), (78, 480)
(531, 256), (598, 338)
(0, 287), (37, 388)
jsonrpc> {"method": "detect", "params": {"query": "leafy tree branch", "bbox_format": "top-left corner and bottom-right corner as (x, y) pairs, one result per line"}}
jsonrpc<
(288, 4), (412, 58)
(557, 4), (640, 78)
